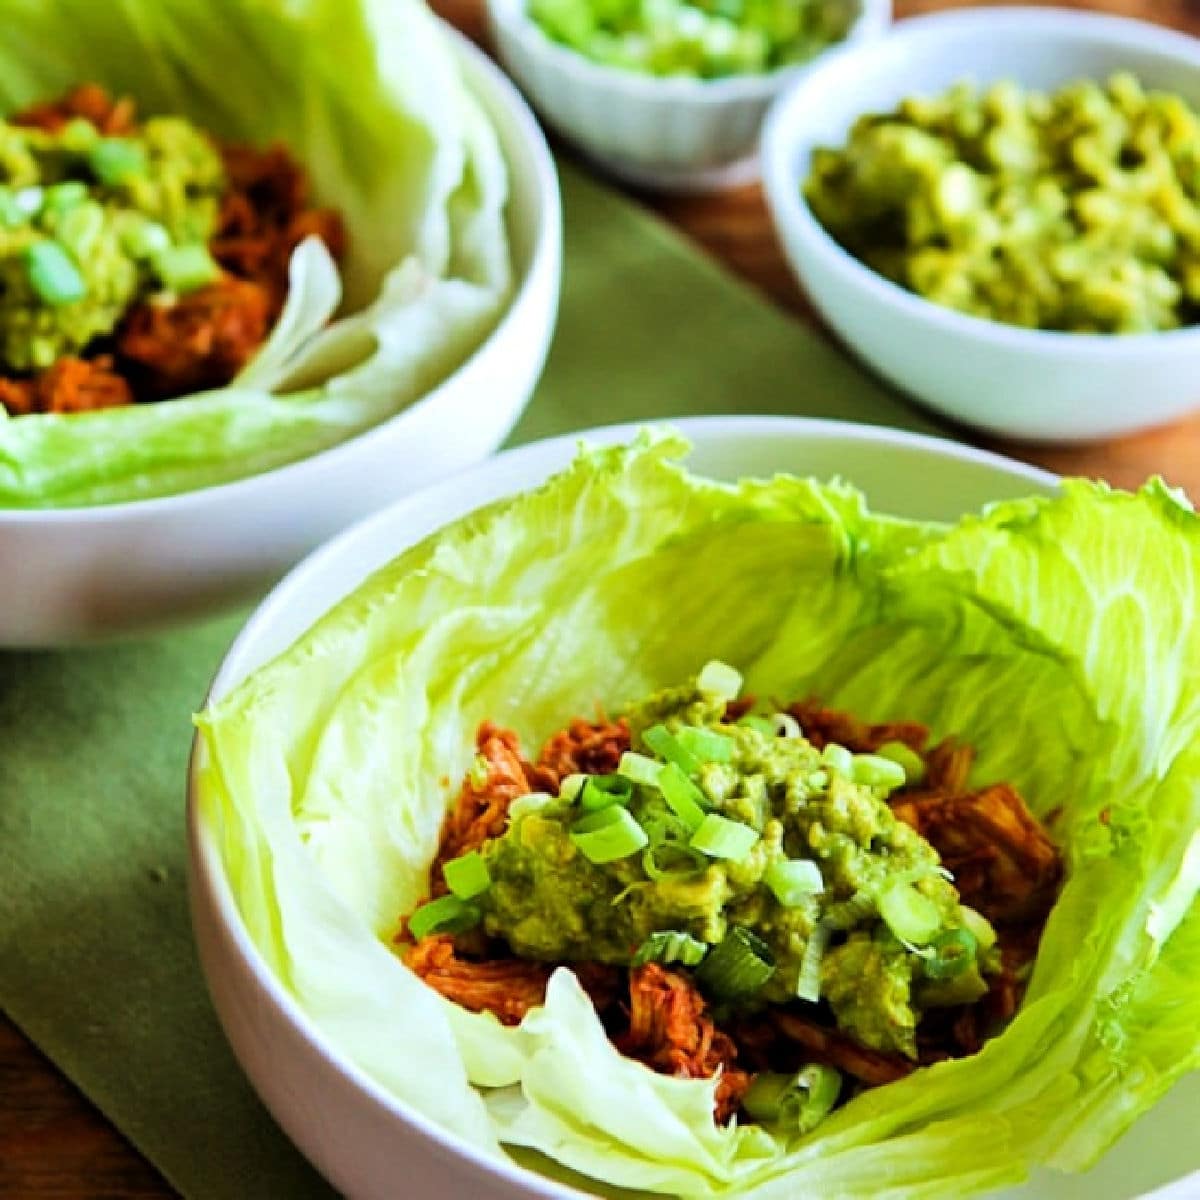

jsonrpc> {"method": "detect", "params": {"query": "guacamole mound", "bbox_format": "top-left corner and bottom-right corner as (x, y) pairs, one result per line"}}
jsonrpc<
(477, 671), (991, 1058)
(0, 111), (225, 371)
(804, 72), (1200, 333)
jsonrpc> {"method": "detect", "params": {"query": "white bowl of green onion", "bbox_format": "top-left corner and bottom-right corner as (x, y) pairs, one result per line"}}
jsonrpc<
(487, 0), (890, 192)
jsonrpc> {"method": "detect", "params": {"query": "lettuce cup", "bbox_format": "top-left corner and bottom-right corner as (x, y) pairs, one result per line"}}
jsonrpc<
(191, 422), (1200, 1199)
(0, 0), (512, 508)
(0, 0), (559, 644)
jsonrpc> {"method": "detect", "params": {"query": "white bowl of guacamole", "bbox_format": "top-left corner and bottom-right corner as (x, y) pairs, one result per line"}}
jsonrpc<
(188, 416), (1200, 1200)
(0, 4), (560, 645)
(762, 8), (1200, 441)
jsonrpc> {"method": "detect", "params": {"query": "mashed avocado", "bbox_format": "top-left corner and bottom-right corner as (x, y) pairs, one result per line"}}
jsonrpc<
(477, 665), (993, 1058)
(0, 109), (225, 371)
(804, 72), (1200, 333)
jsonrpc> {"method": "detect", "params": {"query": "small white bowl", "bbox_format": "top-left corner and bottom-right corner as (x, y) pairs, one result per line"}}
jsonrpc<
(188, 414), (1200, 1200)
(0, 28), (561, 648)
(762, 8), (1200, 442)
(487, 0), (890, 192)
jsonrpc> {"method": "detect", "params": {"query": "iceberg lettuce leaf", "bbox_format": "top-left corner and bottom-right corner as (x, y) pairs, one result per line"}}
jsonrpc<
(0, 0), (510, 507)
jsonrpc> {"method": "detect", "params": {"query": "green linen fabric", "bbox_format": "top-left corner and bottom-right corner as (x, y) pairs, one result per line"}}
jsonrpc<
(0, 162), (931, 1198)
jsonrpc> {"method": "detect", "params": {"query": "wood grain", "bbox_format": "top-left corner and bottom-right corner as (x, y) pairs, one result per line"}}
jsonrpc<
(6, 1), (1199, 1196)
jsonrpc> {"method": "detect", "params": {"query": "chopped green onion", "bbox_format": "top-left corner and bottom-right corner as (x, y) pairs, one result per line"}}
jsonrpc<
(960, 905), (998, 952)
(60, 117), (98, 151)
(24, 241), (86, 306)
(617, 751), (663, 788)
(580, 773), (633, 811)
(56, 201), (104, 259)
(632, 930), (708, 968)
(153, 243), (220, 293)
(641, 840), (708, 881)
(467, 753), (490, 790)
(807, 769), (829, 790)
(690, 813), (759, 860)
(559, 773), (588, 802)
(121, 218), (171, 260)
(696, 660), (742, 700)
(738, 714), (775, 736)
(676, 725), (735, 764)
(0, 188), (23, 228)
(765, 859), (824, 906)
(823, 891), (876, 930)
(851, 752), (907, 791)
(442, 850), (492, 901)
(742, 1064), (841, 1133)
(88, 136), (147, 185)
(571, 805), (648, 864)
(695, 926), (775, 1001)
(878, 882), (942, 946)
(43, 181), (88, 213)
(657, 761), (708, 831)
(408, 894), (481, 940)
(14, 187), (44, 217)
(877, 740), (927, 786)
(922, 927), (978, 980)
(773, 712), (802, 739)
(643, 723), (702, 776)
(821, 743), (853, 775)
(796, 921), (829, 1002)
(508, 792), (554, 820)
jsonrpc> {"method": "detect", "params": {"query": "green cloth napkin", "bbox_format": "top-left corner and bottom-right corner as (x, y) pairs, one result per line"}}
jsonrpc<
(0, 163), (933, 1199)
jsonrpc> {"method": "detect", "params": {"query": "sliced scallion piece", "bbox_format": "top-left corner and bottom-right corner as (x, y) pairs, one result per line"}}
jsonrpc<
(570, 805), (648, 864)
(43, 181), (88, 213)
(960, 905), (998, 952)
(508, 792), (554, 820)
(743, 1065), (842, 1133)
(821, 742), (853, 775)
(923, 927), (978, 980)
(676, 725), (735, 764)
(878, 881), (941, 946)
(408, 894), (481, 940)
(88, 136), (147, 185)
(876, 739), (927, 786)
(641, 840), (708, 881)
(558, 772), (588, 802)
(657, 761), (708, 831)
(24, 241), (86, 306)
(772, 712), (802, 739)
(579, 773), (633, 811)
(696, 659), (742, 700)
(442, 850), (492, 901)
(643, 723), (702, 776)
(632, 930), (708, 968)
(690, 813), (759, 860)
(153, 243), (220, 293)
(850, 752), (907, 791)
(695, 926), (775, 1001)
(796, 921), (829, 1002)
(764, 859), (824, 906)
(617, 751), (663, 788)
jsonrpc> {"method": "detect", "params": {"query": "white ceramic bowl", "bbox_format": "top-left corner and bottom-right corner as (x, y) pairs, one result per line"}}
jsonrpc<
(187, 414), (1200, 1200)
(0, 28), (561, 648)
(487, 0), (890, 192)
(762, 8), (1200, 442)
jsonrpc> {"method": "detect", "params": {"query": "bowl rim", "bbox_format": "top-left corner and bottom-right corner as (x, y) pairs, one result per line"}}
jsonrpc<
(486, 0), (890, 104)
(0, 22), (560, 524)
(187, 414), (1060, 1200)
(761, 5), (1200, 356)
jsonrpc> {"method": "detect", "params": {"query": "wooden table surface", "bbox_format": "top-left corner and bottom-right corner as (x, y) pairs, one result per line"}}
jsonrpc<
(4, 1), (1198, 1196)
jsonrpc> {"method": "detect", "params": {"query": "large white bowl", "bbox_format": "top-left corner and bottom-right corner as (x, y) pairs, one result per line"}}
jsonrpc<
(762, 8), (1200, 442)
(488, 0), (890, 192)
(0, 28), (561, 648)
(187, 415), (1200, 1200)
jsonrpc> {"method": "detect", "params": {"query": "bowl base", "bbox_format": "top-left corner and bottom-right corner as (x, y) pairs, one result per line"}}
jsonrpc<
(583, 149), (761, 195)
